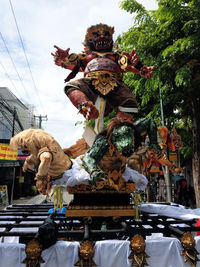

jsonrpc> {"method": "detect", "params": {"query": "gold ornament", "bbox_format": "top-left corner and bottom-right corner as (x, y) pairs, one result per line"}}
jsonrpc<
(181, 232), (199, 267)
(129, 235), (149, 267)
(85, 71), (118, 95)
(118, 55), (128, 70)
(22, 239), (45, 267)
(108, 169), (125, 191)
(53, 185), (64, 211)
(75, 240), (97, 266)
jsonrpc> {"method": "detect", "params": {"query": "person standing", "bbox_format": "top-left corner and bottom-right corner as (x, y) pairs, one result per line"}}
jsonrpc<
(158, 176), (165, 202)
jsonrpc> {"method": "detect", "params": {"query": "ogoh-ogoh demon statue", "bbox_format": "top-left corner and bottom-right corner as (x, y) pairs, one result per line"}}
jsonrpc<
(52, 23), (154, 125)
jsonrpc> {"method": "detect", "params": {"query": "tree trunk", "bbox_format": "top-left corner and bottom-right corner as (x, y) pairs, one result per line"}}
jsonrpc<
(191, 97), (200, 207)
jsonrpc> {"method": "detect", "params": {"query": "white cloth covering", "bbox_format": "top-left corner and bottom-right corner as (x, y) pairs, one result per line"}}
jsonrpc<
(139, 203), (200, 220)
(1, 238), (200, 267)
(52, 156), (148, 191)
(0, 241), (79, 267)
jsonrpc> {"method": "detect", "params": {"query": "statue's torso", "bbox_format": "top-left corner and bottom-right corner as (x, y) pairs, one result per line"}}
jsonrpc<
(84, 56), (121, 76)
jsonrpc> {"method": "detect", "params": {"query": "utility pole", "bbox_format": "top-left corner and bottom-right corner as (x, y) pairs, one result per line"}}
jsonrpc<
(159, 88), (172, 202)
(34, 115), (48, 129)
(11, 106), (16, 205)
(12, 107), (16, 137)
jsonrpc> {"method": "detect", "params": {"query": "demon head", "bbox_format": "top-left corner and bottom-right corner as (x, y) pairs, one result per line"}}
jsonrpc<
(83, 23), (114, 52)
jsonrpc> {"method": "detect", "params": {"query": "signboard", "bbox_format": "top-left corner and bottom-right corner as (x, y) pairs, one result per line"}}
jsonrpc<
(169, 152), (178, 162)
(150, 162), (160, 173)
(0, 185), (8, 208)
(0, 143), (17, 160)
(150, 165), (160, 173)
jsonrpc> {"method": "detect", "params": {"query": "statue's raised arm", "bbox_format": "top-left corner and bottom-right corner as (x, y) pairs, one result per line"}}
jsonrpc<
(121, 48), (154, 79)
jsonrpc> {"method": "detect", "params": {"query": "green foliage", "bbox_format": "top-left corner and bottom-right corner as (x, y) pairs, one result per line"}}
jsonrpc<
(175, 64), (192, 88)
(120, 0), (146, 14)
(104, 110), (117, 127)
(176, 120), (193, 159)
(183, 20), (200, 35)
(119, 0), (200, 161)
(84, 109), (117, 130)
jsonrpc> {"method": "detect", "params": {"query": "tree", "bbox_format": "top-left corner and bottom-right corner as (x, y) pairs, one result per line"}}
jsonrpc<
(119, 0), (200, 206)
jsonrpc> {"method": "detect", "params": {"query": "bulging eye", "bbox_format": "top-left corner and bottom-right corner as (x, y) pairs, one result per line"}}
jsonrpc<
(92, 32), (100, 37)
(104, 31), (110, 36)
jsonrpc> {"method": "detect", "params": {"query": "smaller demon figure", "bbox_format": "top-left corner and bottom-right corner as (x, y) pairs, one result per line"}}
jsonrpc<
(10, 129), (72, 195)
(181, 232), (199, 267)
(129, 234), (149, 267)
(75, 240), (97, 267)
(52, 23), (154, 131)
(22, 239), (45, 267)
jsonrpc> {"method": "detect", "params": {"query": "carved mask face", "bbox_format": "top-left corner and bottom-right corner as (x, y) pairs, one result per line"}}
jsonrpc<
(181, 232), (195, 250)
(90, 30), (113, 52)
(84, 24), (114, 52)
(130, 234), (146, 253)
(79, 241), (94, 260)
(111, 125), (135, 157)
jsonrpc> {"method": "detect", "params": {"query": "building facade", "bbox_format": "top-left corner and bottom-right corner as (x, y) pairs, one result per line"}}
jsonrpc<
(0, 87), (39, 139)
(0, 87), (39, 204)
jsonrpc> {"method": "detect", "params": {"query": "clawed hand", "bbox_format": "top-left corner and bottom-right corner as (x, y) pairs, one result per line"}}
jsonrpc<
(140, 66), (154, 80)
(123, 48), (139, 66)
(78, 101), (99, 120)
(51, 45), (70, 66)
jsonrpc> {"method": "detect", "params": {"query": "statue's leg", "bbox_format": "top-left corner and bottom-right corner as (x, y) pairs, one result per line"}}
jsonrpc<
(64, 79), (99, 120)
(82, 135), (109, 185)
(106, 82), (138, 119)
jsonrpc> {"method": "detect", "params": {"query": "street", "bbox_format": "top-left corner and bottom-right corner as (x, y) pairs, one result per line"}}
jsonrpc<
(12, 191), (73, 205)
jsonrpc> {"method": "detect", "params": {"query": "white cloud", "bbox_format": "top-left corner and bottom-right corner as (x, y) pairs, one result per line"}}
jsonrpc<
(0, 0), (157, 147)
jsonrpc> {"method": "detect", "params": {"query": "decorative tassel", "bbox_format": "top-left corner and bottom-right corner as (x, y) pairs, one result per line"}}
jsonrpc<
(133, 192), (143, 220)
(53, 185), (64, 211)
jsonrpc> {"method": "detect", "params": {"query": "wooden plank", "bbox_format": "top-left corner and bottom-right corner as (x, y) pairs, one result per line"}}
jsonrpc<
(66, 208), (136, 217)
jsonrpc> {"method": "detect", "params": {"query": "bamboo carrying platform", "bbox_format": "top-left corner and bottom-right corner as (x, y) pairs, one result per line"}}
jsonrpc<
(66, 182), (136, 217)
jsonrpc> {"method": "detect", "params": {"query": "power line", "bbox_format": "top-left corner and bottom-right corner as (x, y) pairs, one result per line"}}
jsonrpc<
(0, 31), (30, 100)
(0, 95), (24, 134)
(0, 59), (22, 98)
(0, 120), (12, 134)
(0, 102), (21, 134)
(43, 119), (83, 122)
(34, 115), (48, 129)
(9, 0), (46, 115)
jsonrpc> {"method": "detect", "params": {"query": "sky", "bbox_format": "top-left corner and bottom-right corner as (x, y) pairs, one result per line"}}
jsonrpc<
(0, 0), (158, 148)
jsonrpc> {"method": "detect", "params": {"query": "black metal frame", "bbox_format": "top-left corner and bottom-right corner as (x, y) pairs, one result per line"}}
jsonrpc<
(0, 203), (200, 243)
